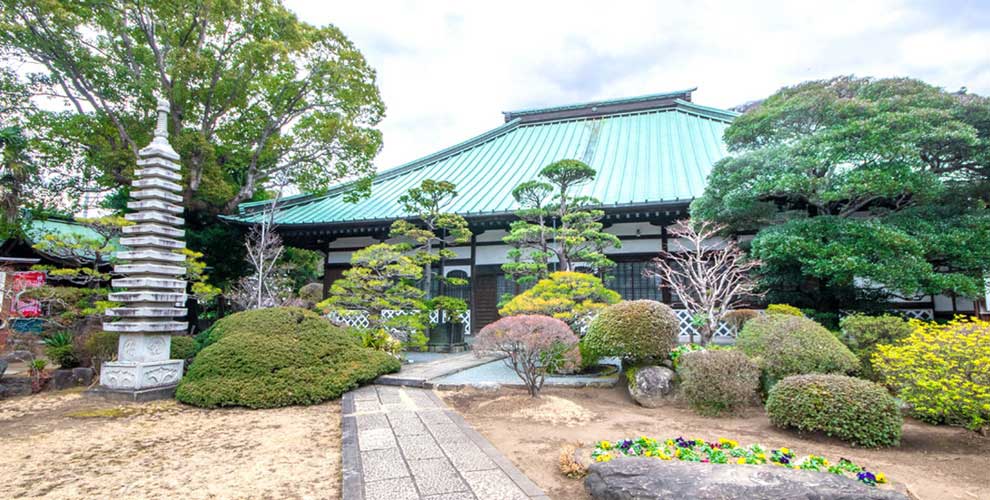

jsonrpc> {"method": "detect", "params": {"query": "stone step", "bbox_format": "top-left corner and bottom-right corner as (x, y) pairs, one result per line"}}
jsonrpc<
(132, 188), (183, 204)
(133, 177), (182, 192)
(117, 249), (185, 263)
(106, 307), (188, 317)
(125, 211), (184, 226)
(136, 157), (181, 171)
(112, 277), (187, 290)
(103, 321), (187, 333)
(135, 166), (182, 182)
(122, 223), (184, 238)
(114, 263), (186, 276)
(109, 291), (187, 303)
(120, 236), (185, 250)
(127, 199), (183, 214)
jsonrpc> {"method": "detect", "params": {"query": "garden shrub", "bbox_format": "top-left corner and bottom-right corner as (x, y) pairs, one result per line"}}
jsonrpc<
(721, 309), (760, 333)
(43, 331), (80, 369)
(837, 314), (914, 380)
(873, 317), (990, 431)
(498, 271), (619, 330)
(81, 331), (119, 368)
(737, 314), (859, 392)
(176, 307), (400, 408)
(678, 350), (760, 416)
(766, 374), (902, 447)
(473, 315), (580, 397)
(580, 300), (678, 365)
(765, 303), (804, 317)
(298, 282), (324, 304)
(169, 336), (198, 360)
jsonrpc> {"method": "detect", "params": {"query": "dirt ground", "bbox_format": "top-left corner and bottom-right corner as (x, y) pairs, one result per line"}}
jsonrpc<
(0, 389), (341, 499)
(441, 385), (990, 500)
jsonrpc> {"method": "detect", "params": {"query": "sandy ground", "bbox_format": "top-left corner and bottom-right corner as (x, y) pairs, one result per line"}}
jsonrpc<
(441, 385), (990, 500)
(0, 389), (341, 499)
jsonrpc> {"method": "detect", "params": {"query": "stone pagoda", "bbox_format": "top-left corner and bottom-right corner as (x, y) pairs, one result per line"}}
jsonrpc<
(96, 98), (187, 400)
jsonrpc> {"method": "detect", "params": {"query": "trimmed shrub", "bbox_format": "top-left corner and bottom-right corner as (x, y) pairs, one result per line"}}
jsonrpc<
(737, 314), (859, 391)
(837, 314), (913, 380)
(766, 374), (902, 447)
(474, 315), (580, 397)
(722, 309), (760, 333)
(678, 350), (760, 416)
(766, 303), (804, 317)
(498, 271), (620, 330)
(298, 282), (324, 303)
(170, 336), (198, 360)
(81, 331), (119, 370)
(176, 307), (400, 408)
(43, 331), (80, 369)
(873, 317), (990, 431)
(581, 300), (678, 365)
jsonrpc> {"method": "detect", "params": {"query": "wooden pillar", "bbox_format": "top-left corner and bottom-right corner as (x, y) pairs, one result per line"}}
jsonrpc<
(660, 224), (672, 305)
(469, 233), (477, 334)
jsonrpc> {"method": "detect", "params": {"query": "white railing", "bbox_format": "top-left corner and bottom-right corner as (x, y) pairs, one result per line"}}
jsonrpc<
(572, 309), (739, 343)
(326, 309), (471, 342)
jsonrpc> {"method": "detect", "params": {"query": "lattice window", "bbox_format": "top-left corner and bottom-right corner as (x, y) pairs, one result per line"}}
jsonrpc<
(607, 261), (661, 301)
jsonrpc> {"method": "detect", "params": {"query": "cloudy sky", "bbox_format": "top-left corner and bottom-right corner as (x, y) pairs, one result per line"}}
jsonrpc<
(284, 0), (990, 171)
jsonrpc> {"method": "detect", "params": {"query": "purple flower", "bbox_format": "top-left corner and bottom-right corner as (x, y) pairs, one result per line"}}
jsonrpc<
(620, 440), (633, 450)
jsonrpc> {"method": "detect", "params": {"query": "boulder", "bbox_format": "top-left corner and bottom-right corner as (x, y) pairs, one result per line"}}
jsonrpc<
(627, 365), (675, 407)
(585, 458), (908, 500)
(0, 375), (32, 398)
(0, 359), (6, 380)
(50, 367), (96, 390)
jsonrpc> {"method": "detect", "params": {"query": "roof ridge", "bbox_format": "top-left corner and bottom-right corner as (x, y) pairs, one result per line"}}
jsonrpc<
(503, 88), (697, 120)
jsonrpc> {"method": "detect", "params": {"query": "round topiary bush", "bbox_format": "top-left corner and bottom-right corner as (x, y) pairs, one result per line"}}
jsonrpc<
(498, 271), (620, 330)
(737, 314), (859, 391)
(581, 300), (678, 364)
(678, 349), (760, 416)
(766, 374), (902, 447)
(765, 303), (804, 317)
(176, 307), (400, 408)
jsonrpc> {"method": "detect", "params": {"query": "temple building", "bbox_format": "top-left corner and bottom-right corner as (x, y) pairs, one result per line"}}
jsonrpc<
(227, 89), (986, 336)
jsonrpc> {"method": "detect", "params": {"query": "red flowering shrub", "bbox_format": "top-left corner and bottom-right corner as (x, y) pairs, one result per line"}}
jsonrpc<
(474, 315), (581, 397)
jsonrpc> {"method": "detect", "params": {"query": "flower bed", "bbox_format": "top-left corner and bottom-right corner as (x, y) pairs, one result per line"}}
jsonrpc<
(591, 437), (888, 486)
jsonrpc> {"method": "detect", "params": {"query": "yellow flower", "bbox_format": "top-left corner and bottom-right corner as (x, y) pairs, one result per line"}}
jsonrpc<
(737, 458), (747, 464)
(599, 441), (612, 450)
(596, 453), (613, 462)
(644, 450), (652, 457)
(823, 459), (830, 466)
(780, 447), (790, 455)
(876, 473), (887, 484)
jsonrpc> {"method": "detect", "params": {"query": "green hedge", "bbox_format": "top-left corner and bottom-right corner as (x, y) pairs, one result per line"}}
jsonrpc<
(678, 349), (760, 416)
(737, 314), (859, 392)
(581, 300), (678, 365)
(837, 314), (913, 381)
(766, 374), (902, 447)
(176, 307), (400, 408)
(170, 336), (198, 360)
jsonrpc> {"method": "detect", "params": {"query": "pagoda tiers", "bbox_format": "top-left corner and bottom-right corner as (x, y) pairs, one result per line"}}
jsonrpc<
(98, 98), (187, 396)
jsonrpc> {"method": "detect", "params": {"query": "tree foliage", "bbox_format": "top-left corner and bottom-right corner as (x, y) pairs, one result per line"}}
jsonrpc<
(389, 179), (471, 299)
(0, 0), (385, 214)
(692, 76), (990, 311)
(502, 159), (620, 286)
(318, 243), (427, 347)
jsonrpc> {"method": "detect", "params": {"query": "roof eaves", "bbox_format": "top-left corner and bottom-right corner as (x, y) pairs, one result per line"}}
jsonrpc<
(672, 99), (740, 122)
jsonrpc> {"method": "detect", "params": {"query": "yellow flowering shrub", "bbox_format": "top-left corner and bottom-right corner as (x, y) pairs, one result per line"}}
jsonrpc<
(873, 317), (990, 432)
(498, 271), (620, 329)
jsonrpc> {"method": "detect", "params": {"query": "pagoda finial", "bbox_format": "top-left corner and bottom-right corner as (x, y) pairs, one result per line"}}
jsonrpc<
(155, 97), (169, 138)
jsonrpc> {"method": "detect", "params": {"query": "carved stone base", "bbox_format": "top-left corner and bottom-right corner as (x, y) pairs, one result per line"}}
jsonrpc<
(99, 359), (184, 390)
(87, 383), (178, 402)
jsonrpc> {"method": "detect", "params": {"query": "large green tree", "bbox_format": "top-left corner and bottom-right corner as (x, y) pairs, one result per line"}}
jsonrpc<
(0, 0), (384, 284)
(693, 76), (990, 311)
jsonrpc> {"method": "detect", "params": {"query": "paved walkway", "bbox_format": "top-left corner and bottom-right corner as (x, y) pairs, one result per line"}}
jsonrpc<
(376, 352), (502, 388)
(341, 385), (548, 500)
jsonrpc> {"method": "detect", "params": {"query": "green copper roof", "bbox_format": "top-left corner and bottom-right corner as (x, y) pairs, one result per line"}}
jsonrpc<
(23, 217), (120, 262)
(232, 96), (737, 226)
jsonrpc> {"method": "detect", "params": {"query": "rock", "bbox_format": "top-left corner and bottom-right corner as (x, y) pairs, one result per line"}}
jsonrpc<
(627, 365), (675, 408)
(585, 458), (908, 500)
(50, 367), (96, 390)
(0, 359), (6, 380)
(0, 375), (32, 398)
(2, 350), (33, 363)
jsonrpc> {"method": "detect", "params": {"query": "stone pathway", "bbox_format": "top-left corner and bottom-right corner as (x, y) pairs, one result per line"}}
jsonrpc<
(375, 352), (502, 388)
(341, 385), (548, 500)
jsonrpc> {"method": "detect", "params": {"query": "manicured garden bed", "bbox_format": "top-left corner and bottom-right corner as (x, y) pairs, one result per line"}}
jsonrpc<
(441, 386), (990, 500)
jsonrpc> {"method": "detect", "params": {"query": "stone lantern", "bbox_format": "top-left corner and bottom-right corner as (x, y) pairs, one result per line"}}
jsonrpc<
(94, 98), (187, 400)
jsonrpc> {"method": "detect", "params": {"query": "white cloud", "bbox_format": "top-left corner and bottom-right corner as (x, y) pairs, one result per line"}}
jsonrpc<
(283, 0), (990, 171)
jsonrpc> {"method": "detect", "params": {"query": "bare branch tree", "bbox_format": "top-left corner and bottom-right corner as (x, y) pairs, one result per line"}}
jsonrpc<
(230, 193), (289, 309)
(645, 219), (763, 345)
